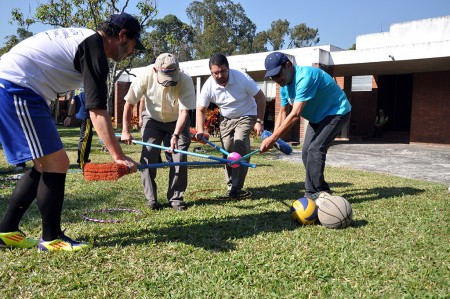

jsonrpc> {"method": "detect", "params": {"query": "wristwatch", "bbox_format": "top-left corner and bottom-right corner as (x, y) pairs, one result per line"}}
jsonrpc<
(256, 119), (264, 125)
(172, 134), (180, 139)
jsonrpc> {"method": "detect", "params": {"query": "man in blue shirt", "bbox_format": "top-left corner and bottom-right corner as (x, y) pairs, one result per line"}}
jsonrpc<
(261, 52), (351, 199)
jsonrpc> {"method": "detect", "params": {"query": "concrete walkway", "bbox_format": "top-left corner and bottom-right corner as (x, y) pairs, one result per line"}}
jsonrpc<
(276, 141), (450, 185)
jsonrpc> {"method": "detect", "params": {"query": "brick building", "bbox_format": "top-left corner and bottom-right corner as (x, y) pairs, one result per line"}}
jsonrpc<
(116, 15), (450, 145)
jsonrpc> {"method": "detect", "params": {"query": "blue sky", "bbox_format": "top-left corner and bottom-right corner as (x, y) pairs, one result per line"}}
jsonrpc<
(1, 0), (449, 49)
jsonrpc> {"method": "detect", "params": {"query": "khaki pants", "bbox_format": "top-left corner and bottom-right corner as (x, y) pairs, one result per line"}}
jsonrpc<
(219, 115), (257, 192)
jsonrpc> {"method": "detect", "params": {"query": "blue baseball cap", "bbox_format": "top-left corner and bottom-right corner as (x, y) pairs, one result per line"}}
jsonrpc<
(109, 13), (146, 51)
(264, 52), (289, 78)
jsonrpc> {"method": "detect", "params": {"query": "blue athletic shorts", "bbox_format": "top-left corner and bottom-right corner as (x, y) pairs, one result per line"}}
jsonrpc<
(0, 79), (63, 165)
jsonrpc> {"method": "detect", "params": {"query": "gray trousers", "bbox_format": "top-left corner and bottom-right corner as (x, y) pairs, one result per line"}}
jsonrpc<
(219, 115), (257, 191)
(140, 115), (191, 207)
(302, 113), (350, 198)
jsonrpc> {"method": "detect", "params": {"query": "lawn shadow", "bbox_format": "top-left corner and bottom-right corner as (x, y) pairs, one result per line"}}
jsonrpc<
(342, 186), (426, 204)
(92, 210), (301, 251)
(351, 219), (369, 228)
(62, 141), (80, 151)
(189, 182), (353, 208)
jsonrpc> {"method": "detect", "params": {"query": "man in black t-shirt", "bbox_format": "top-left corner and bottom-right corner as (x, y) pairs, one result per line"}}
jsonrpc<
(0, 13), (143, 252)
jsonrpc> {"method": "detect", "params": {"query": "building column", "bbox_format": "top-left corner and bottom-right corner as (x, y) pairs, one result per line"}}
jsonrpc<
(114, 81), (131, 128)
(340, 76), (352, 140)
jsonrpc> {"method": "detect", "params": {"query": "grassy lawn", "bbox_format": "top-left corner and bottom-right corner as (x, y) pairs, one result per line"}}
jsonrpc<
(0, 126), (448, 298)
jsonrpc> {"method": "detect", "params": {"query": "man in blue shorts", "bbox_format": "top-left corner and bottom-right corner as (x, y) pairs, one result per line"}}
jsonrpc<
(0, 13), (140, 252)
(261, 52), (351, 199)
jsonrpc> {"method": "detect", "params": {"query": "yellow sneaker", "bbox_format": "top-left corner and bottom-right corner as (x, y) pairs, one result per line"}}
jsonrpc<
(38, 232), (92, 252)
(0, 231), (39, 248)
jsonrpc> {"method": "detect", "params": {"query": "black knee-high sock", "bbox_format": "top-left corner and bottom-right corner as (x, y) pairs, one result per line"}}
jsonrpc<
(0, 167), (42, 232)
(35, 172), (66, 241)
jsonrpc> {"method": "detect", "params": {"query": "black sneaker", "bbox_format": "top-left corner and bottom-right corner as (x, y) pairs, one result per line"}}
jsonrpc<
(147, 201), (161, 210)
(227, 190), (252, 199)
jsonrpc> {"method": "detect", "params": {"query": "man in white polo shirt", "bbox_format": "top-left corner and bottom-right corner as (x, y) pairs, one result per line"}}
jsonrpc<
(121, 53), (196, 211)
(196, 53), (266, 198)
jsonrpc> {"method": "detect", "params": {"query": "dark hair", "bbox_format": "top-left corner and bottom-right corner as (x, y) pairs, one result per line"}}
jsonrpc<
(209, 53), (229, 69)
(97, 22), (123, 38)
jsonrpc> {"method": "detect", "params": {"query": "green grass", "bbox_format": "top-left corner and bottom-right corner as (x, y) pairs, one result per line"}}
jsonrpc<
(0, 126), (449, 298)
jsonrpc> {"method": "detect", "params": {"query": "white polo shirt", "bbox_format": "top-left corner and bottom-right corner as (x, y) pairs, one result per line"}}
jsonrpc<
(124, 66), (196, 123)
(198, 69), (260, 119)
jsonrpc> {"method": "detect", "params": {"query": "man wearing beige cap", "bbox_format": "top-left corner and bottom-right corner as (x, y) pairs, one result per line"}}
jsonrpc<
(121, 53), (196, 211)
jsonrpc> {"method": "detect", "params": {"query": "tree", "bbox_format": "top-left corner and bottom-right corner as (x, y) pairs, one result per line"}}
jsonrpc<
(6, 0), (157, 115)
(288, 23), (320, 48)
(252, 31), (268, 53)
(147, 14), (194, 62)
(266, 19), (290, 50)
(255, 19), (320, 52)
(0, 7), (34, 55)
(186, 0), (256, 59)
(0, 28), (33, 56)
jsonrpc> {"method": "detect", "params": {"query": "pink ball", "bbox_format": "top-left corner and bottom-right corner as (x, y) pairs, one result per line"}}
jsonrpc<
(227, 152), (242, 168)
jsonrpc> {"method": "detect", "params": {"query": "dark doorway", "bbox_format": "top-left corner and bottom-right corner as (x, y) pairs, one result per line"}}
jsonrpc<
(377, 74), (413, 141)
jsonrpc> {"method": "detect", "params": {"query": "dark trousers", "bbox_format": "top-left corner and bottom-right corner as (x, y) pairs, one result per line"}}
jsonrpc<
(77, 118), (92, 166)
(140, 115), (191, 207)
(373, 126), (383, 138)
(302, 113), (350, 198)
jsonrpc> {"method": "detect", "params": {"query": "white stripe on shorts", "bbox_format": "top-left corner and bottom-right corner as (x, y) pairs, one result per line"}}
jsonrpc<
(14, 95), (44, 159)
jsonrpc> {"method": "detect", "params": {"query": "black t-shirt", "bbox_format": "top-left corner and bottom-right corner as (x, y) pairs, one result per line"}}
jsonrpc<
(74, 33), (109, 110)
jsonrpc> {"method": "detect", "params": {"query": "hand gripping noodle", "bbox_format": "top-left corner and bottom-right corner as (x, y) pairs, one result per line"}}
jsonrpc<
(189, 128), (209, 144)
(261, 130), (292, 155)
